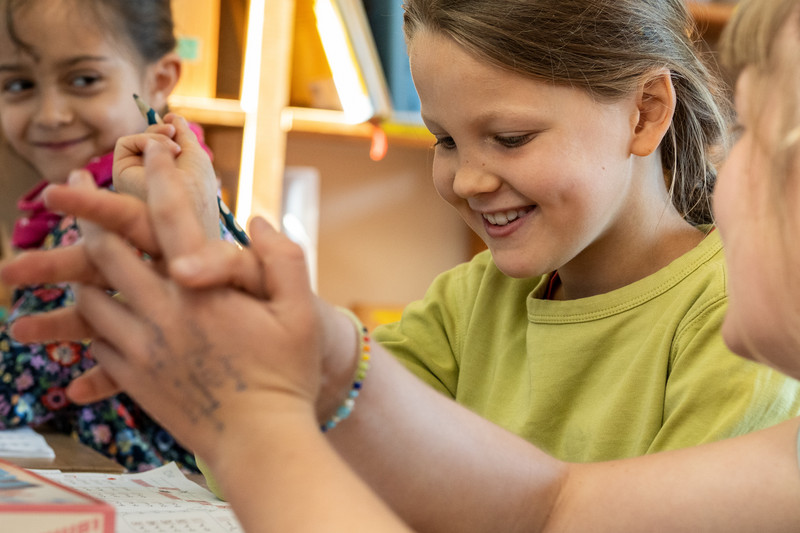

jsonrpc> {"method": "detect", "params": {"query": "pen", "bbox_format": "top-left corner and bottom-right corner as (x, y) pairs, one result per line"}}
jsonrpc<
(133, 94), (250, 247)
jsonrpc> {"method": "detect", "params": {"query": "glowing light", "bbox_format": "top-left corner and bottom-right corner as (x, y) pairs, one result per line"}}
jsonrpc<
(314, 0), (374, 124)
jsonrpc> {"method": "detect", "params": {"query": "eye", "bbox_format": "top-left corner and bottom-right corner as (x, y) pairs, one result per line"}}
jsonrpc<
(2, 77), (34, 95)
(69, 73), (101, 89)
(495, 134), (532, 148)
(433, 135), (456, 150)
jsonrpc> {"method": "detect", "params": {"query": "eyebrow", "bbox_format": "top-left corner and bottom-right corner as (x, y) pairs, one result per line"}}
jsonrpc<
(0, 54), (111, 73)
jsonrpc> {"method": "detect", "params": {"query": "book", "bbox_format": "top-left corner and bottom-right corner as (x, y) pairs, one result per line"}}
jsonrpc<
(41, 462), (243, 532)
(332, 0), (394, 120)
(0, 458), (114, 532)
(363, 0), (422, 119)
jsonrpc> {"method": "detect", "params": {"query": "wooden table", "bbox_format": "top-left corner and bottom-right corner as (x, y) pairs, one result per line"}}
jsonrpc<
(1, 428), (211, 489)
(2, 430), (126, 473)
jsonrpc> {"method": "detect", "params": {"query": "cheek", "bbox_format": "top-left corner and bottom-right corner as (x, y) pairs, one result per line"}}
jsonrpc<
(431, 156), (456, 204)
(0, 106), (24, 139)
(92, 108), (145, 150)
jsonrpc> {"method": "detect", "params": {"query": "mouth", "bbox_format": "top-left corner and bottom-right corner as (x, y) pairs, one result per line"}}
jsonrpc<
(482, 207), (534, 226)
(32, 136), (90, 150)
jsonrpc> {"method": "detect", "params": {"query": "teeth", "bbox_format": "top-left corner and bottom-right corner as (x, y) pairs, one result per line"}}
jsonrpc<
(483, 209), (527, 226)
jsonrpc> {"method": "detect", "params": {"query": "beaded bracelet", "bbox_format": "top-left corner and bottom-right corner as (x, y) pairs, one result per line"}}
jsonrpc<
(320, 308), (371, 432)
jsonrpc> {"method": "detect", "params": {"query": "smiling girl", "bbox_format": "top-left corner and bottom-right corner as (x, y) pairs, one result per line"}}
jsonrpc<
(0, 0), (206, 472)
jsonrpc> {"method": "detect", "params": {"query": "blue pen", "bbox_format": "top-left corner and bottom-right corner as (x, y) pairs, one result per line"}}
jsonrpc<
(133, 94), (250, 247)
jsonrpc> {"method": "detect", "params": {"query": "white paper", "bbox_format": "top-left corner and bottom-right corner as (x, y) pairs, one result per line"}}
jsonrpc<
(38, 462), (243, 533)
(0, 427), (56, 459)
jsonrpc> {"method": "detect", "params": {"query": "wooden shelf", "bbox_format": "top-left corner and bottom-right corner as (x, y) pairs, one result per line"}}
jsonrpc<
(169, 95), (245, 127)
(177, 1), (734, 141)
(171, 98), (434, 147)
(282, 107), (433, 147)
(172, 0), (734, 228)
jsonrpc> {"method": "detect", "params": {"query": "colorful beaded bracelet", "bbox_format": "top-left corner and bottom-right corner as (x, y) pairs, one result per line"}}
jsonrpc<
(320, 308), (371, 432)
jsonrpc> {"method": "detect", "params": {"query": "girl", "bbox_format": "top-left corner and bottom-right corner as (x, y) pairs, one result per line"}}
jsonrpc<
(0, 0), (217, 472)
(316, 0), (800, 468)
(9, 0), (800, 530)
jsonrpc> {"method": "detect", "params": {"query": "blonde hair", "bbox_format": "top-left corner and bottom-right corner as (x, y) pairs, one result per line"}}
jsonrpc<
(403, 0), (733, 225)
(720, 0), (800, 202)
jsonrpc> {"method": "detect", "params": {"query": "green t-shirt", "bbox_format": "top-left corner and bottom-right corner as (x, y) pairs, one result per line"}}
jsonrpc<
(375, 229), (800, 461)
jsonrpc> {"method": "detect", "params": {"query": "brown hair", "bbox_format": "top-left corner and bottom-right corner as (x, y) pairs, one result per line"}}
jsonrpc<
(403, 0), (733, 225)
(2, 0), (176, 66)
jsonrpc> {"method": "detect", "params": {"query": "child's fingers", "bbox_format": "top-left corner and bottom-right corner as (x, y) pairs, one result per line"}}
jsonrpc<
(144, 123), (177, 138)
(73, 283), (156, 371)
(66, 366), (122, 405)
(73, 338), (148, 413)
(142, 140), (208, 261)
(113, 131), (181, 201)
(248, 216), (314, 308)
(0, 246), (103, 287)
(42, 172), (161, 257)
(114, 131), (181, 163)
(78, 219), (168, 318)
(169, 240), (267, 297)
(9, 307), (94, 343)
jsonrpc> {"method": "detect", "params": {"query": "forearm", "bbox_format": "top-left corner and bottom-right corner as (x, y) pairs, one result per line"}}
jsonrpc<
(208, 408), (411, 533)
(553, 417), (800, 532)
(324, 339), (565, 533)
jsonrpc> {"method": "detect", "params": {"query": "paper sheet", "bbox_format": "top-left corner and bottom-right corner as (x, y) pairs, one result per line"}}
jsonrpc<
(39, 462), (243, 533)
(0, 427), (56, 459)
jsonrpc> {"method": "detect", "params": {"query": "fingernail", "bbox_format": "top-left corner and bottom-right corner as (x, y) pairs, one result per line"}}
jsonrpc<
(68, 170), (84, 185)
(171, 256), (202, 277)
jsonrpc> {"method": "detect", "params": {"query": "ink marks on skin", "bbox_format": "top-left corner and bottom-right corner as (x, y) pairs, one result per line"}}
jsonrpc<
(145, 318), (248, 434)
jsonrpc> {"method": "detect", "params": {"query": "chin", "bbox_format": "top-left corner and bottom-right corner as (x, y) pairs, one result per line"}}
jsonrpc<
(492, 260), (544, 280)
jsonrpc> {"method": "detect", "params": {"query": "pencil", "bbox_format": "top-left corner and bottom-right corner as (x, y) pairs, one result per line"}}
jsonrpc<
(133, 93), (164, 125)
(132, 94), (251, 247)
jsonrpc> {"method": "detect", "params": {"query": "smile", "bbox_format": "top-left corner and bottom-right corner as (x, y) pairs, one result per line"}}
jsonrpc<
(482, 207), (533, 226)
(32, 136), (90, 150)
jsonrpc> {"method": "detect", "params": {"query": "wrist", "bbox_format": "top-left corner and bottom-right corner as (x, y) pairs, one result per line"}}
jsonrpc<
(315, 304), (368, 426)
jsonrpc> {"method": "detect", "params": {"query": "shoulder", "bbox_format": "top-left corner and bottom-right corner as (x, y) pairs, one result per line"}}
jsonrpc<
(676, 226), (727, 298)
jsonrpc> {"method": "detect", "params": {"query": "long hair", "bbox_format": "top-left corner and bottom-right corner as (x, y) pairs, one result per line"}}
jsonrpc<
(403, 0), (733, 225)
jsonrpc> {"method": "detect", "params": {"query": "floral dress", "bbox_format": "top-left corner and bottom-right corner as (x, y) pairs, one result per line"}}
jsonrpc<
(1, 125), (221, 472)
(0, 218), (196, 472)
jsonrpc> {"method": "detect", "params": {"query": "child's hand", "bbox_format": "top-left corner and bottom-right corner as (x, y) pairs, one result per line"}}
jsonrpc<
(114, 114), (220, 240)
(2, 147), (360, 428)
(112, 121), (178, 200)
(72, 139), (324, 461)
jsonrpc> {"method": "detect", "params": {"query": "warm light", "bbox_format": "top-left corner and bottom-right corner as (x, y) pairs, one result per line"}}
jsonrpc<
(234, 0), (267, 226)
(314, 0), (374, 124)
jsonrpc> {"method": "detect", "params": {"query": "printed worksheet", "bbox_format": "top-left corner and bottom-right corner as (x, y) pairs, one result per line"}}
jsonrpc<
(37, 462), (244, 532)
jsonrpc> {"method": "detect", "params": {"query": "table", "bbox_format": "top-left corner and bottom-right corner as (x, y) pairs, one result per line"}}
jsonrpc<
(3, 429), (125, 473)
(0, 427), (214, 493)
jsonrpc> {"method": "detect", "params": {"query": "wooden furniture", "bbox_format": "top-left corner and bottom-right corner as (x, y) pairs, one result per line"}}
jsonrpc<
(3, 430), (125, 474)
(171, 1), (737, 228)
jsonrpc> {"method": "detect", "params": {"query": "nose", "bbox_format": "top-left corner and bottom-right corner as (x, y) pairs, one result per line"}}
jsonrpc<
(452, 157), (502, 199)
(33, 89), (73, 128)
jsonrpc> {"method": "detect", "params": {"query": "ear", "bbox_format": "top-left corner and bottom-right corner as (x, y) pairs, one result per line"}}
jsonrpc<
(143, 51), (182, 114)
(630, 69), (676, 157)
